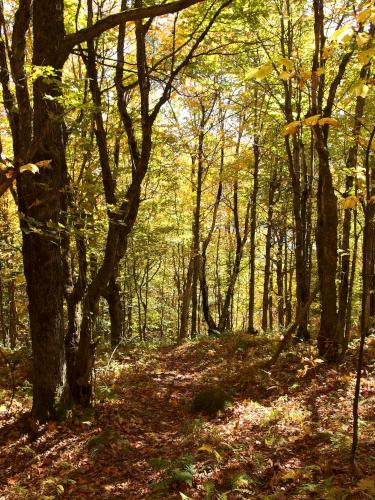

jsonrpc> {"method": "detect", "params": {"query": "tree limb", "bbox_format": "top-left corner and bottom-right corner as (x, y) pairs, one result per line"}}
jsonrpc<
(60, 0), (205, 64)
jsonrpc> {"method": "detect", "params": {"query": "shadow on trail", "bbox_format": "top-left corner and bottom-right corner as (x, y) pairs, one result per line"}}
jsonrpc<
(0, 336), (374, 498)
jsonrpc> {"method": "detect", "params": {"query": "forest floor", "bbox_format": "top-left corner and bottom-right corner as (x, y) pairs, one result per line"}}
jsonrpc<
(0, 333), (374, 499)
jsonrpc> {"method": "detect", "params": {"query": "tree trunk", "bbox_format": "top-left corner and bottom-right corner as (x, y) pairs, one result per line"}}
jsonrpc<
(8, 276), (17, 349)
(191, 106), (206, 337)
(315, 138), (338, 360)
(18, 0), (68, 421)
(247, 138), (260, 334)
(276, 231), (284, 328)
(311, 0), (352, 361)
(344, 209), (359, 353)
(0, 264), (5, 345)
(337, 91), (365, 348)
(104, 274), (123, 349)
(262, 175), (276, 331)
(179, 257), (193, 342)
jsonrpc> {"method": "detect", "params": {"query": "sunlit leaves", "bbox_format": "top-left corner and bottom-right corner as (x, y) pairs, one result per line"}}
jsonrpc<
(246, 63), (274, 81)
(318, 117), (340, 128)
(35, 159), (53, 168)
(356, 8), (373, 25)
(299, 67), (312, 80)
(332, 24), (354, 44)
(356, 33), (372, 48)
(358, 48), (375, 65)
(351, 81), (369, 98)
(322, 45), (334, 60)
(282, 121), (301, 136)
(282, 116), (340, 136)
(19, 160), (52, 175)
(19, 164), (40, 174)
(342, 195), (359, 209)
(279, 70), (293, 80)
(278, 57), (294, 71)
(303, 115), (320, 126)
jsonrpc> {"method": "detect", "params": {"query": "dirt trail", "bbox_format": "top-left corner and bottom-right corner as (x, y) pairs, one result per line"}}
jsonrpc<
(1, 338), (374, 499)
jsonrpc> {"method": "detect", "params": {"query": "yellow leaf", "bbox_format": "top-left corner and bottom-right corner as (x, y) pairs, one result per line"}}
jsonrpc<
(35, 159), (52, 168)
(332, 24), (353, 44)
(316, 67), (325, 76)
(198, 445), (222, 462)
(318, 117), (340, 128)
(356, 33), (372, 47)
(342, 196), (359, 209)
(299, 67), (312, 79)
(281, 121), (301, 136)
(322, 45), (333, 60)
(278, 57), (294, 70)
(358, 48), (375, 65)
(368, 196), (375, 204)
(255, 63), (274, 80)
(279, 70), (293, 80)
(303, 114), (321, 126)
(198, 445), (214, 453)
(356, 8), (372, 24)
(19, 163), (39, 174)
(247, 63), (274, 81)
(351, 81), (369, 98)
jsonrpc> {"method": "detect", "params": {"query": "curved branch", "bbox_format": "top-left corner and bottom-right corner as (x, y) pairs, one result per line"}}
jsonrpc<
(60, 0), (205, 64)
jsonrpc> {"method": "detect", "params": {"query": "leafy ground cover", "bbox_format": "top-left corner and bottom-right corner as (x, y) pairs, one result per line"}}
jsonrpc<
(0, 334), (374, 499)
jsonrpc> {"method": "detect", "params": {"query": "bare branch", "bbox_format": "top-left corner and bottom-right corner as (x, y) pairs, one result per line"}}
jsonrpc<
(60, 0), (205, 64)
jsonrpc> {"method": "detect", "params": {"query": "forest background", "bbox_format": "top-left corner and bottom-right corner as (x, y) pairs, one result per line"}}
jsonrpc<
(0, 0), (375, 497)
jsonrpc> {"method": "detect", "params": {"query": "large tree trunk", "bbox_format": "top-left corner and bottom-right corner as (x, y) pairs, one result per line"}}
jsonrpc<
(17, 0), (68, 421)
(279, 4), (311, 342)
(311, 0), (351, 361)
(315, 138), (338, 360)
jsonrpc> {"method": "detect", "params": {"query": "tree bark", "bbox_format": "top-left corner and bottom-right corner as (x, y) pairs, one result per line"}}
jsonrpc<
(18, 0), (68, 421)
(261, 174), (277, 331)
(247, 137), (260, 334)
(337, 86), (366, 349)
